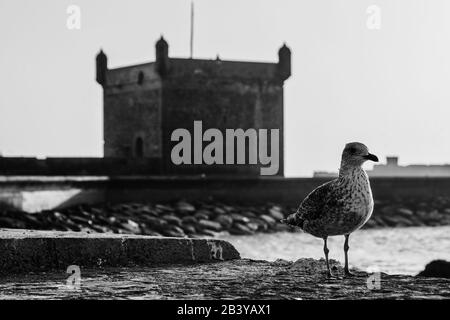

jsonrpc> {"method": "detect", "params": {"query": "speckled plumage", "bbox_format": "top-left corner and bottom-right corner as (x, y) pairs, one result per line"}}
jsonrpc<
(292, 166), (373, 238)
(282, 142), (379, 277)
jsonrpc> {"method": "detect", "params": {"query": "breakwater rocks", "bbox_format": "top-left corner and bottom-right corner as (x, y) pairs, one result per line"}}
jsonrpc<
(368, 197), (450, 228)
(0, 198), (450, 237)
(418, 260), (450, 279)
(1, 258), (450, 299)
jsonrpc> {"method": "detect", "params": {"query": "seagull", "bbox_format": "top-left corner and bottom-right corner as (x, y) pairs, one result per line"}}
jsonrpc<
(281, 142), (379, 278)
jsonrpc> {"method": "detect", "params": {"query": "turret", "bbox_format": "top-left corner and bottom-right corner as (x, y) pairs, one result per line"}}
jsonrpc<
(277, 43), (291, 81)
(96, 49), (108, 86)
(155, 36), (169, 76)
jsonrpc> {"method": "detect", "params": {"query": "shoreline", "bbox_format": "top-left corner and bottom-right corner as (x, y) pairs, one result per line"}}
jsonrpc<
(1, 199), (449, 238)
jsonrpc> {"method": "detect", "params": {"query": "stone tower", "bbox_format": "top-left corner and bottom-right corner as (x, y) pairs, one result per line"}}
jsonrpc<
(96, 37), (291, 176)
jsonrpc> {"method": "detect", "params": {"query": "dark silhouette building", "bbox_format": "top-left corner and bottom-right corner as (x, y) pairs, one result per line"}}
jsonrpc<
(96, 37), (291, 176)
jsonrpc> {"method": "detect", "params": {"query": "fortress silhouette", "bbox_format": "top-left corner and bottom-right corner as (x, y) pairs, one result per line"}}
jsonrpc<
(0, 37), (291, 176)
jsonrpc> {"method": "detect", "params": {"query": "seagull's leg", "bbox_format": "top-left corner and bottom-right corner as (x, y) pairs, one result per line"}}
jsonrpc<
(344, 234), (354, 277)
(323, 237), (333, 278)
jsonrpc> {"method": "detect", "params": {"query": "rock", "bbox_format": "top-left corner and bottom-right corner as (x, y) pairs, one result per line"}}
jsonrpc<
(168, 225), (186, 234)
(274, 223), (290, 232)
(268, 206), (285, 220)
(395, 216), (416, 227)
(162, 229), (186, 238)
(159, 225), (186, 237)
(0, 217), (26, 228)
(259, 214), (276, 225)
(416, 210), (428, 219)
(155, 204), (173, 212)
(181, 216), (198, 224)
(214, 215), (233, 228)
(70, 215), (93, 226)
(108, 216), (119, 225)
(371, 215), (388, 227)
(180, 224), (197, 235)
(272, 259), (292, 266)
(196, 209), (213, 217)
(419, 210), (444, 225)
(246, 222), (259, 232)
(230, 213), (250, 224)
(409, 215), (427, 226)
(142, 216), (168, 230)
(198, 220), (223, 231)
(139, 225), (158, 236)
(121, 219), (141, 233)
(213, 207), (227, 215)
(251, 219), (268, 231)
(417, 260), (450, 279)
(362, 219), (377, 228)
(60, 218), (81, 231)
(222, 205), (235, 212)
(20, 214), (42, 228)
(176, 201), (195, 213)
(194, 212), (210, 220)
(95, 214), (112, 225)
(140, 206), (159, 216)
(231, 223), (254, 235)
(397, 208), (414, 216)
(240, 211), (257, 218)
(290, 258), (343, 274)
(90, 224), (109, 233)
(380, 205), (397, 216)
(145, 231), (163, 237)
(377, 215), (398, 227)
(162, 215), (182, 227)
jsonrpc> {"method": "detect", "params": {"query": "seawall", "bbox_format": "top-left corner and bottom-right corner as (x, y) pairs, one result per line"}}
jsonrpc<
(1, 176), (450, 212)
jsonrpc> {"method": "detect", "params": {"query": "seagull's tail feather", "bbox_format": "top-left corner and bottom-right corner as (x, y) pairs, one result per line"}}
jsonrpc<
(280, 211), (305, 230)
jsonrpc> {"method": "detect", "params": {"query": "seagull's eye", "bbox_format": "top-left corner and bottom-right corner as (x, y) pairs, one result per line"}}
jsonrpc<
(349, 147), (357, 154)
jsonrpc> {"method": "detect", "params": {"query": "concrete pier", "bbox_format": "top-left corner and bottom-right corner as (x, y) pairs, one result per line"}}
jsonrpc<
(0, 229), (240, 274)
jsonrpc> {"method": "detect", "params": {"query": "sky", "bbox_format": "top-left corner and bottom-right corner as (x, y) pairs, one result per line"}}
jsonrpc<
(1, 0), (450, 176)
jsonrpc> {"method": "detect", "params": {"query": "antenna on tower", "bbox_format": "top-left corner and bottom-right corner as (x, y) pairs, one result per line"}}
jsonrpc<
(190, 1), (194, 58)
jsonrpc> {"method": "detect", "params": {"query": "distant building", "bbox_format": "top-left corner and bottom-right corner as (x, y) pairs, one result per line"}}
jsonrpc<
(313, 156), (450, 178)
(369, 156), (450, 177)
(96, 36), (291, 176)
(0, 37), (291, 176)
(312, 171), (338, 178)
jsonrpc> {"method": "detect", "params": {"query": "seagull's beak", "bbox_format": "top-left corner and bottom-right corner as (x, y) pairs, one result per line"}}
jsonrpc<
(364, 153), (379, 162)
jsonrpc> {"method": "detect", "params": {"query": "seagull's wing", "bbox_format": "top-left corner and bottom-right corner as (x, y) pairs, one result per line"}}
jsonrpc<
(297, 179), (340, 222)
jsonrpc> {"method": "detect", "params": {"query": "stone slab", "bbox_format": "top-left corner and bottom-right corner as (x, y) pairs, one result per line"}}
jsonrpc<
(0, 229), (240, 274)
(0, 258), (449, 299)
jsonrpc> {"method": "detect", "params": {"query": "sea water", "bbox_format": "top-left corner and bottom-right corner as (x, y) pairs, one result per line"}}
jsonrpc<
(220, 226), (450, 275)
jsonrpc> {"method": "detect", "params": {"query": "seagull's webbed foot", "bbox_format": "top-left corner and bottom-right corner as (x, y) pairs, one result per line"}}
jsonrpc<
(326, 271), (343, 280)
(344, 270), (355, 277)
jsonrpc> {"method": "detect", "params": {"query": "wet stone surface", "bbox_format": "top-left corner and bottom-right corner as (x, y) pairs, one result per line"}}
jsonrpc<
(1, 258), (449, 299)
